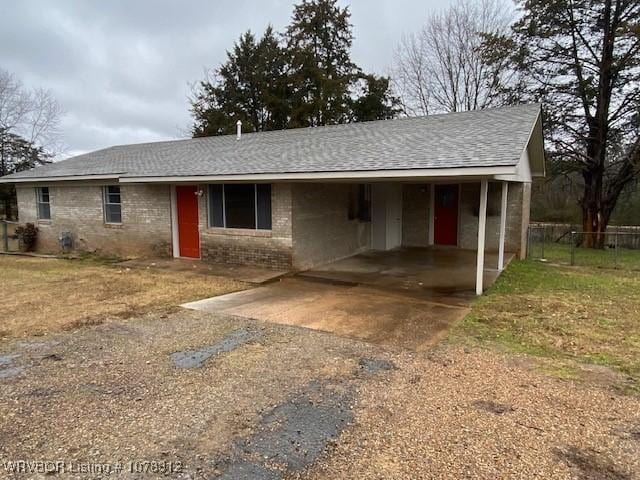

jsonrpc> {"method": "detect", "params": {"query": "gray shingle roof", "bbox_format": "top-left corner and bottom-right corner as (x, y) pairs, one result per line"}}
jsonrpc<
(2, 103), (541, 181)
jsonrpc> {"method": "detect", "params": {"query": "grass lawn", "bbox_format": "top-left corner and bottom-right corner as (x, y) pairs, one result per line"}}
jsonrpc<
(450, 258), (640, 394)
(0, 255), (246, 339)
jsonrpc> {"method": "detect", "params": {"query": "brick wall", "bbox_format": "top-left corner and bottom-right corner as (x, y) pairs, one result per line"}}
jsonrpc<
(198, 183), (293, 269)
(400, 182), (529, 257)
(15, 179), (531, 266)
(16, 183), (172, 256)
(458, 182), (527, 255)
(291, 183), (370, 270)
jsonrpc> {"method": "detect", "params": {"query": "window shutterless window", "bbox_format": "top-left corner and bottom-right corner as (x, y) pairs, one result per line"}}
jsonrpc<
(208, 184), (271, 230)
(103, 186), (122, 224)
(348, 184), (371, 222)
(36, 187), (51, 220)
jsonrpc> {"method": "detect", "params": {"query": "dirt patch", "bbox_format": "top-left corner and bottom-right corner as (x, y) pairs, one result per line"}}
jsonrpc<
(305, 346), (640, 479)
(171, 328), (264, 369)
(0, 310), (389, 479)
(554, 445), (632, 480)
(0, 255), (245, 339)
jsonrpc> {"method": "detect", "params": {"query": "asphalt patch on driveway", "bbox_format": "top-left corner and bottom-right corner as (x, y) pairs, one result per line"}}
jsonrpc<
(358, 357), (396, 374)
(214, 380), (354, 479)
(473, 400), (515, 414)
(171, 328), (264, 369)
(0, 354), (23, 380)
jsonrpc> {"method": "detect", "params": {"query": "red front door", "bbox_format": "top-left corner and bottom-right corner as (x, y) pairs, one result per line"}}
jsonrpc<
(434, 184), (459, 246)
(176, 186), (200, 258)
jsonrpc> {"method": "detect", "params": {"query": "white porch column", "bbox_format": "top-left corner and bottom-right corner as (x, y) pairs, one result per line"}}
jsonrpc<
(476, 180), (488, 295)
(498, 182), (509, 271)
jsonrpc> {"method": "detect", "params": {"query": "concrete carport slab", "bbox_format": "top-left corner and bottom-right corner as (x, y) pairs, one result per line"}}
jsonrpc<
(182, 247), (514, 350)
(182, 277), (470, 351)
(299, 247), (513, 296)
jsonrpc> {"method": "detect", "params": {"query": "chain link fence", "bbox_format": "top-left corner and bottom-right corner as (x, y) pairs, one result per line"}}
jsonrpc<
(528, 223), (640, 270)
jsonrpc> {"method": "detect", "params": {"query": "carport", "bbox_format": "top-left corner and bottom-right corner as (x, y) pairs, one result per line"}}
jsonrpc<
(361, 179), (526, 295)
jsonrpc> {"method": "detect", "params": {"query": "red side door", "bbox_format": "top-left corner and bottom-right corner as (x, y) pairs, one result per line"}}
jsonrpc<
(176, 186), (200, 258)
(434, 184), (459, 246)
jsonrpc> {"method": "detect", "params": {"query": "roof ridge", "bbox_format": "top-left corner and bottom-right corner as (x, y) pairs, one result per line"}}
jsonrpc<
(104, 102), (541, 150)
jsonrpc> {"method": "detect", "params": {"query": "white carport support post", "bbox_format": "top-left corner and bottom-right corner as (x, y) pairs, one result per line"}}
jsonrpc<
(476, 180), (488, 295)
(498, 181), (509, 271)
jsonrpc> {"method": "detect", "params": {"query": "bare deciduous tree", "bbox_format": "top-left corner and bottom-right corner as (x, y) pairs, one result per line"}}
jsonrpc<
(0, 69), (63, 153)
(392, 0), (514, 115)
(0, 69), (63, 219)
(482, 0), (640, 248)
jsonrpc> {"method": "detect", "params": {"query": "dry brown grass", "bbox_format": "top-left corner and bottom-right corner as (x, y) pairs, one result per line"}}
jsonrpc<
(0, 255), (246, 339)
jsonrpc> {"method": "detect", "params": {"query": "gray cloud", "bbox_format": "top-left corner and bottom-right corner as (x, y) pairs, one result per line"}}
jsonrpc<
(0, 0), (448, 157)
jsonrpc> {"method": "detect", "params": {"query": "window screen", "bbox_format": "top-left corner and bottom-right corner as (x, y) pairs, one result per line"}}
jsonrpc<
(208, 184), (224, 227)
(224, 184), (256, 229)
(208, 184), (272, 230)
(36, 187), (51, 220)
(256, 184), (272, 230)
(103, 186), (122, 223)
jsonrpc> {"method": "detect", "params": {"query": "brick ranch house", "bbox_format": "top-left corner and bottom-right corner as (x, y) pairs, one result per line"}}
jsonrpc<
(1, 104), (544, 294)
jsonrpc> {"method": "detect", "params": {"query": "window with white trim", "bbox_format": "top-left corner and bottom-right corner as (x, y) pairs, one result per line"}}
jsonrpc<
(36, 187), (51, 220)
(103, 186), (122, 224)
(208, 184), (271, 230)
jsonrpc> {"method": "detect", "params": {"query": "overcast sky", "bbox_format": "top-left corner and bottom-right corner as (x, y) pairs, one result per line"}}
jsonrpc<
(0, 0), (453, 157)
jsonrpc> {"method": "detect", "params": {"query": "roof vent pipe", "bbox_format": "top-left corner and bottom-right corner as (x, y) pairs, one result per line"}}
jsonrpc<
(236, 120), (242, 140)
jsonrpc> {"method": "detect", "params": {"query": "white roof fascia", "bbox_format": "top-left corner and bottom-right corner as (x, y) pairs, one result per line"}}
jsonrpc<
(0, 174), (121, 184)
(119, 166), (517, 184)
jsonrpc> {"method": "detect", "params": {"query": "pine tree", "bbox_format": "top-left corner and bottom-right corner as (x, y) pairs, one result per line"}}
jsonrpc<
(351, 75), (401, 122)
(191, 26), (288, 136)
(190, 0), (400, 136)
(285, 0), (358, 127)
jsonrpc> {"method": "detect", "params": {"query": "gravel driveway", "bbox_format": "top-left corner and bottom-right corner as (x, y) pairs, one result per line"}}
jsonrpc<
(0, 311), (638, 479)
